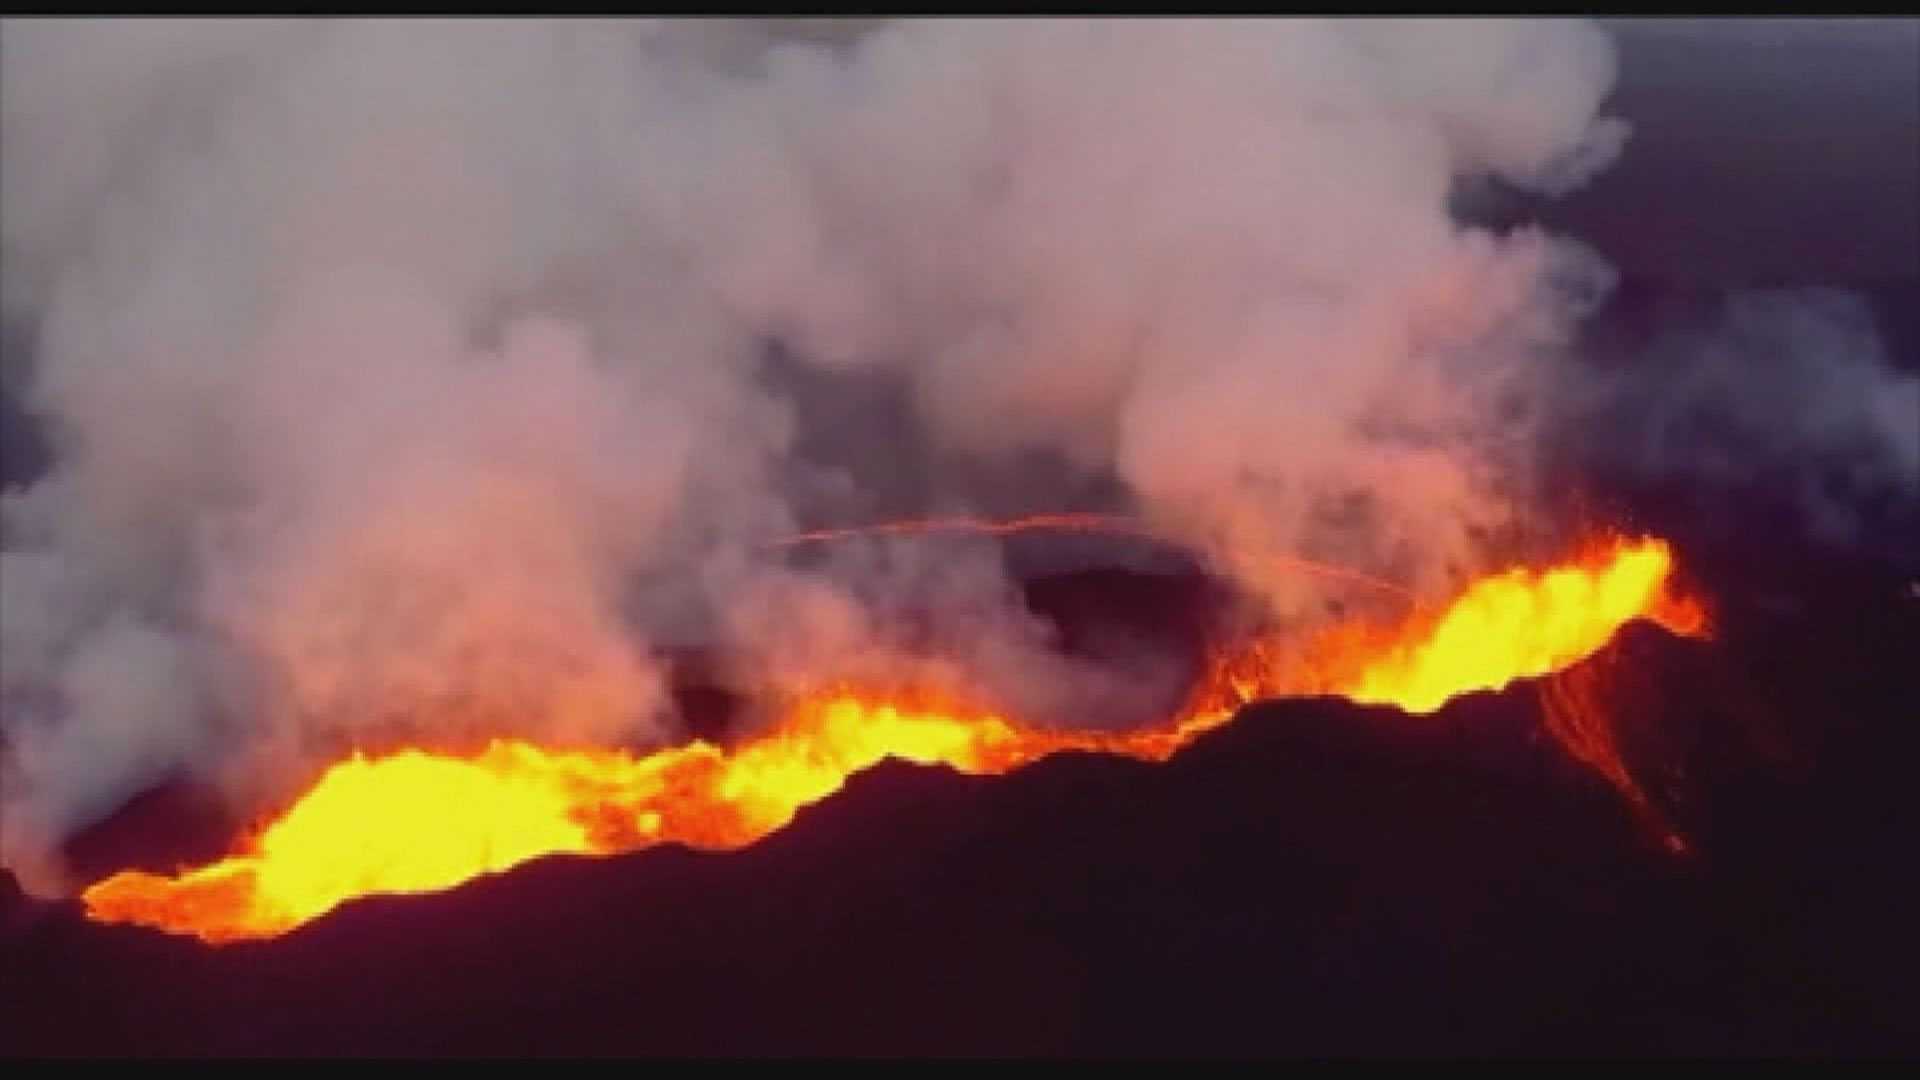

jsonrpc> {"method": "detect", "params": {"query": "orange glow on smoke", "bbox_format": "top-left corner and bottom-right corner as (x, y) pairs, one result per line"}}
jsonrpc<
(81, 535), (1705, 944)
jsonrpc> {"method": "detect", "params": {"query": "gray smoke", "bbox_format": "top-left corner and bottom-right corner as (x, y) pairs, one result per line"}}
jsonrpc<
(1561, 289), (1919, 554)
(0, 17), (1739, 893)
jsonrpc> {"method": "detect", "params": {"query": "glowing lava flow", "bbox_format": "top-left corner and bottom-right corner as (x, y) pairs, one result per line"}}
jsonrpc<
(81, 535), (1704, 944)
(1288, 535), (1709, 714)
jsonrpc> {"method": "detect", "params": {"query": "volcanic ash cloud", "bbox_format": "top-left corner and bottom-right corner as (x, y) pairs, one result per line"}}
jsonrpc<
(1, 18), (1630, 891)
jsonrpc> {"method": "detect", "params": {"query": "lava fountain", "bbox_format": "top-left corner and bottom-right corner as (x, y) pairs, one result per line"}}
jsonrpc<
(81, 534), (1706, 944)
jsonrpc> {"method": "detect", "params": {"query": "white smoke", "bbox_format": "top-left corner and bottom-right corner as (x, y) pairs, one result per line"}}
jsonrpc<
(1, 17), (1632, 891)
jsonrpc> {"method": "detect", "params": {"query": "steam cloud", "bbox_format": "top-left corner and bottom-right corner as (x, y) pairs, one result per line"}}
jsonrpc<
(0, 18), (1905, 892)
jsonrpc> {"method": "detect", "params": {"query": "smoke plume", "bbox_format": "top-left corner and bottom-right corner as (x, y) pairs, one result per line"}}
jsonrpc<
(1, 17), (1870, 892)
(1556, 287), (1920, 558)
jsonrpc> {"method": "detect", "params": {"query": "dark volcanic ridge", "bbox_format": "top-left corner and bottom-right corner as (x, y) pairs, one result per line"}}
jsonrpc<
(5, 581), (1917, 1057)
(6, 538), (1919, 1057)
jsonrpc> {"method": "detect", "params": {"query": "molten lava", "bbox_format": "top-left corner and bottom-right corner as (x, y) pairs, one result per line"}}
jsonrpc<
(1299, 535), (1708, 714)
(81, 535), (1705, 944)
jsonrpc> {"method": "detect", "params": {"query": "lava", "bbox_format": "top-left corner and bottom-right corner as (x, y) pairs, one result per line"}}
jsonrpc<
(81, 534), (1704, 944)
(1293, 534), (1709, 714)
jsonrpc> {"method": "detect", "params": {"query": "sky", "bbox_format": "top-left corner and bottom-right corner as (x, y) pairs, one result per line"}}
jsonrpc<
(1555, 18), (1919, 286)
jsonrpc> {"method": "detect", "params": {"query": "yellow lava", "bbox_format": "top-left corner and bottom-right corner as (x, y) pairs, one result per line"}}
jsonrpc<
(1344, 537), (1702, 713)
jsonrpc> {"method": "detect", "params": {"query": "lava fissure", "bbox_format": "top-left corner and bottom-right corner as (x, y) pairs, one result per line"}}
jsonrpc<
(80, 534), (1705, 944)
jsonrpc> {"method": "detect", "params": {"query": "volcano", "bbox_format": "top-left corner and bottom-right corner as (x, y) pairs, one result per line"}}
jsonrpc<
(4, 533), (1917, 1056)
(54, 532), (1704, 945)
(3, 15), (1917, 1062)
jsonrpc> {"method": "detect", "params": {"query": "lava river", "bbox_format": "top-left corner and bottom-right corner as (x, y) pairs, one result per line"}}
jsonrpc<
(81, 534), (1706, 944)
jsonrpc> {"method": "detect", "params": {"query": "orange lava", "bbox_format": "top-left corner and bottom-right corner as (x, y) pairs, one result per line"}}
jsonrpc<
(81, 535), (1704, 944)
